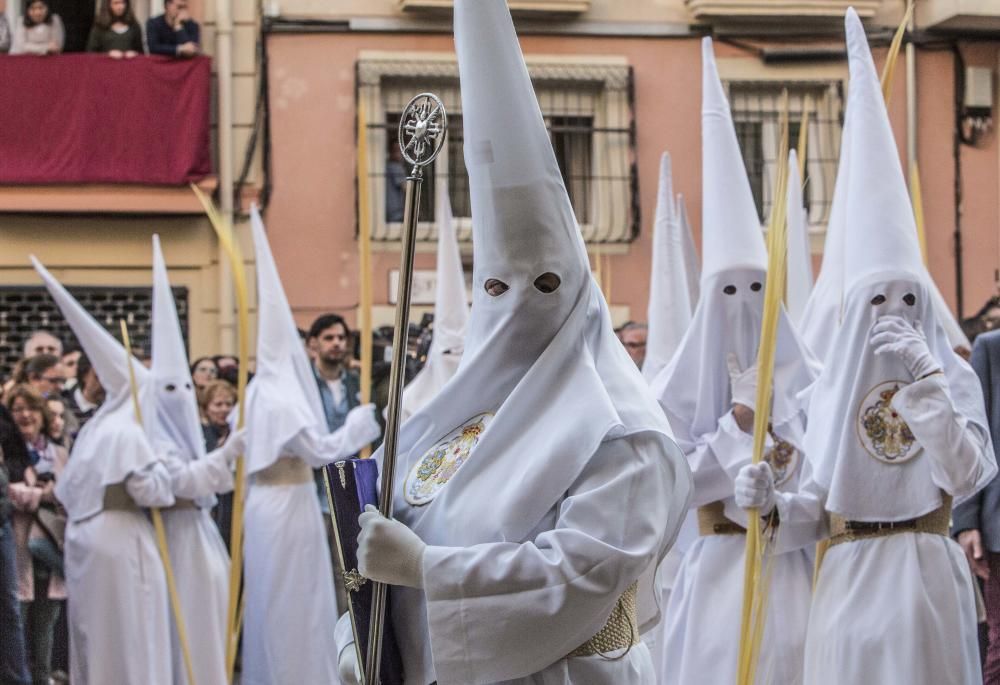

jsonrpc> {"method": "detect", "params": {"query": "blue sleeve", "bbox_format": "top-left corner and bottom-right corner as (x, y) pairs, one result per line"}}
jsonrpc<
(177, 20), (199, 47)
(146, 17), (176, 56)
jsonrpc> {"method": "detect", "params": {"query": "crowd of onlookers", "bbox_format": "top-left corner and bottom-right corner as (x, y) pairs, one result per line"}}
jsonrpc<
(0, 0), (200, 58)
(0, 330), (243, 685)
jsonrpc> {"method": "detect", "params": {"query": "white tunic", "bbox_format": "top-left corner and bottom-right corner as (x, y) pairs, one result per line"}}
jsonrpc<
(65, 464), (175, 685)
(162, 447), (234, 685)
(779, 375), (995, 685)
(241, 429), (348, 685)
(661, 411), (818, 685)
(336, 432), (687, 685)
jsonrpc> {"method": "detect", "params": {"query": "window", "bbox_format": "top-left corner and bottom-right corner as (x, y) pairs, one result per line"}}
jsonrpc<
(0, 285), (188, 378)
(728, 81), (843, 230)
(358, 52), (637, 245)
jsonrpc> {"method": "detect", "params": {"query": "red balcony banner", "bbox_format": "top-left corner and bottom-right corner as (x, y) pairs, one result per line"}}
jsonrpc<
(0, 54), (212, 185)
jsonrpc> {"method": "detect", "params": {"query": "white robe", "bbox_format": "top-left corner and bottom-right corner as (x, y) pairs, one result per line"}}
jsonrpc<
(777, 375), (993, 685)
(241, 429), (347, 685)
(337, 432), (688, 685)
(661, 411), (818, 685)
(66, 464), (175, 685)
(162, 447), (234, 685)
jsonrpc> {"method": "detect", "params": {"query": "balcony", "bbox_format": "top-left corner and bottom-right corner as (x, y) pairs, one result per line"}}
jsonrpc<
(0, 53), (214, 214)
(398, 0), (589, 14)
(919, 0), (1000, 33)
(686, 0), (880, 23)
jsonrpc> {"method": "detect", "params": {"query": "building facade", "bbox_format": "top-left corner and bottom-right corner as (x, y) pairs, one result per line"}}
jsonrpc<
(0, 0), (998, 369)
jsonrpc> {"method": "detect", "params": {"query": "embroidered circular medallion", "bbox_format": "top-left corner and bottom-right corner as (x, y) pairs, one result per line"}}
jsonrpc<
(857, 381), (920, 464)
(404, 413), (494, 506)
(764, 427), (799, 487)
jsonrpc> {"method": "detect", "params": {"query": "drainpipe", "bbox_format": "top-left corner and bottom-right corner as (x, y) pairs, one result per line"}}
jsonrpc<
(216, 0), (235, 353)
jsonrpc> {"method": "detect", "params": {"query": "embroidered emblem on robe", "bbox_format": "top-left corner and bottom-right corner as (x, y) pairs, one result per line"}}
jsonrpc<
(858, 381), (919, 464)
(404, 412), (494, 506)
(764, 426), (799, 486)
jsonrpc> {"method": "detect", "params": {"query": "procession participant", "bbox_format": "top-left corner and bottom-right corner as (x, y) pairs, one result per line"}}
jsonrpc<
(651, 37), (820, 685)
(336, 1), (692, 682)
(400, 180), (468, 422)
(150, 235), (243, 685)
(638, 152), (700, 683)
(735, 11), (997, 684)
(241, 206), (381, 685)
(33, 257), (175, 685)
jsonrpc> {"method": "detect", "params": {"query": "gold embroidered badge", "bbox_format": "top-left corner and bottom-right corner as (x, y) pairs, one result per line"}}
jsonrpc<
(403, 412), (494, 506)
(764, 426), (799, 486)
(857, 381), (919, 464)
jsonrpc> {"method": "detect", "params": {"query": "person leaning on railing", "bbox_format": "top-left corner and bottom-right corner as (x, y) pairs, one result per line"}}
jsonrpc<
(86, 0), (143, 60)
(10, 0), (63, 56)
(146, 0), (199, 58)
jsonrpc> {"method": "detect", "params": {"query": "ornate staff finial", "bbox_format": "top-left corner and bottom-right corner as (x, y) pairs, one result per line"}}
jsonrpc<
(398, 93), (447, 174)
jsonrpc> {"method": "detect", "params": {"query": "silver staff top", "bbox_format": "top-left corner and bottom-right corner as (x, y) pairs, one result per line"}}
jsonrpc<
(398, 93), (447, 173)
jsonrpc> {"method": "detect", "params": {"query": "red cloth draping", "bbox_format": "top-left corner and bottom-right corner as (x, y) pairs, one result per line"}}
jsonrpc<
(0, 54), (212, 185)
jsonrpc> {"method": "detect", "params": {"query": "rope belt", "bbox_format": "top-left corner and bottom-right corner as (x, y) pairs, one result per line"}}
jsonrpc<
(697, 501), (747, 536)
(102, 483), (140, 512)
(253, 457), (312, 487)
(568, 582), (639, 658)
(828, 495), (952, 549)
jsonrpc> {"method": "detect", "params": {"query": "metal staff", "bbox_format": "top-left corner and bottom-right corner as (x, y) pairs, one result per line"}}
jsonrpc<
(365, 92), (447, 685)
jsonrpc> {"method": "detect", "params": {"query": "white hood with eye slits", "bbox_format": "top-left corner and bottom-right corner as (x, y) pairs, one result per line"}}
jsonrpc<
(802, 10), (992, 520)
(651, 37), (817, 452)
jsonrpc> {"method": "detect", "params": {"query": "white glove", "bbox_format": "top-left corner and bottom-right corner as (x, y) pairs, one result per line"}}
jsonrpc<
(338, 645), (361, 685)
(216, 428), (246, 467)
(734, 462), (776, 515)
(357, 504), (426, 588)
(727, 353), (758, 410)
(870, 316), (941, 380)
(343, 405), (381, 454)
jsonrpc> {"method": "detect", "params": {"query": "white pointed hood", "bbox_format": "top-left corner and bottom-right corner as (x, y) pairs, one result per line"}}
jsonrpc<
(33, 256), (158, 521)
(401, 181), (469, 420)
(677, 193), (700, 310)
(151, 235), (207, 466)
(642, 152), (697, 381)
(244, 205), (326, 474)
(786, 149), (814, 323)
(652, 38), (817, 455)
(802, 9), (992, 520)
(381, 3), (691, 674)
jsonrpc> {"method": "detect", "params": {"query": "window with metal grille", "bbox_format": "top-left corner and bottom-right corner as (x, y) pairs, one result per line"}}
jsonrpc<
(0, 286), (188, 380)
(358, 53), (637, 245)
(728, 81), (843, 228)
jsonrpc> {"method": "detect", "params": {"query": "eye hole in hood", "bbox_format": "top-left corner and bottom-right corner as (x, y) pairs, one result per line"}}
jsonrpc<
(485, 278), (509, 297)
(533, 272), (561, 294)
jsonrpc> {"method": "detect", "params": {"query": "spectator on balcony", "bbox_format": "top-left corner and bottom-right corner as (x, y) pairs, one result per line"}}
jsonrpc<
(10, 0), (63, 56)
(0, 14), (11, 53)
(146, 0), (199, 58)
(86, 0), (142, 59)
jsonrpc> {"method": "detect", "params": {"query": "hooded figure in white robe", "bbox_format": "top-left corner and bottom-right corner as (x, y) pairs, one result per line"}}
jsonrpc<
(400, 180), (469, 421)
(650, 37), (820, 685)
(150, 235), (242, 685)
(735, 11), (996, 684)
(34, 257), (175, 685)
(241, 206), (381, 685)
(639, 152), (701, 682)
(335, 1), (692, 683)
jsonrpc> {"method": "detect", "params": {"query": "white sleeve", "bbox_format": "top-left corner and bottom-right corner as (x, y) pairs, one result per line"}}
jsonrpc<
(769, 459), (830, 552)
(125, 461), (176, 508)
(162, 447), (234, 499)
(282, 426), (351, 469)
(419, 433), (687, 684)
(334, 612), (356, 662)
(892, 373), (997, 501)
(668, 406), (753, 510)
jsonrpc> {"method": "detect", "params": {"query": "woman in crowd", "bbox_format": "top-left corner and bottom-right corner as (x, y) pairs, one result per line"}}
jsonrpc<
(5, 385), (67, 685)
(86, 0), (143, 58)
(199, 379), (236, 547)
(190, 357), (219, 391)
(10, 0), (63, 55)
